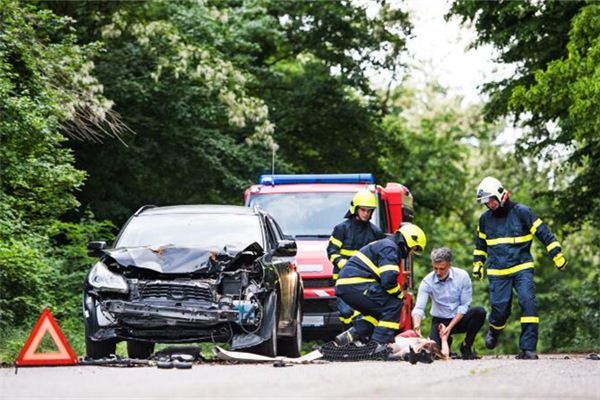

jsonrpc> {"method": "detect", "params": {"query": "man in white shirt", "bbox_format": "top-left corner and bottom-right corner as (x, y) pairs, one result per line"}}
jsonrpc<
(412, 247), (486, 359)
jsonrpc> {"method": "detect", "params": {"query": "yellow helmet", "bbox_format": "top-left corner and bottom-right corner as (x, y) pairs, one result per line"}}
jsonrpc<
(398, 223), (427, 254)
(349, 190), (377, 214)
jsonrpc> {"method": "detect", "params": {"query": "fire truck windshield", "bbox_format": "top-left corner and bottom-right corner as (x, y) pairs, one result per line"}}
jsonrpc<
(248, 192), (380, 238)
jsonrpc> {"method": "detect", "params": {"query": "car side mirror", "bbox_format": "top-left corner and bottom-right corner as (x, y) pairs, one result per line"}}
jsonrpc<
(274, 240), (297, 257)
(87, 241), (107, 258)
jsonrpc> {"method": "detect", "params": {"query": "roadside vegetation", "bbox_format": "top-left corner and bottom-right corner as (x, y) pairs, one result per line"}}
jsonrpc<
(1, 0), (598, 363)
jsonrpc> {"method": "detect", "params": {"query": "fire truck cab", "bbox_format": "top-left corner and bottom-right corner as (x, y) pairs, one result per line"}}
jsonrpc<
(244, 174), (416, 337)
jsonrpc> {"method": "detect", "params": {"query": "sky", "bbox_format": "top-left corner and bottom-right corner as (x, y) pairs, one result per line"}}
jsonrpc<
(368, 0), (514, 107)
(366, 0), (520, 145)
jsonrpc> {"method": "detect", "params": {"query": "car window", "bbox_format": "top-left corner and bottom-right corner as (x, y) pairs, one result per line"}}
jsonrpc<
(116, 213), (264, 251)
(248, 192), (381, 237)
(263, 216), (279, 250)
(270, 217), (289, 240)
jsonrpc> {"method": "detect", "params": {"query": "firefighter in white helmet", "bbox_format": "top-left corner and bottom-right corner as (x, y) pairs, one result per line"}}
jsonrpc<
(474, 176), (567, 359)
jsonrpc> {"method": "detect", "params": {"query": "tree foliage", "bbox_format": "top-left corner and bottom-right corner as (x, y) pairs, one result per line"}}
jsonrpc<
(1, 0), (597, 362)
(509, 4), (600, 228)
(0, 1), (115, 335)
(449, 0), (600, 230)
(44, 0), (411, 223)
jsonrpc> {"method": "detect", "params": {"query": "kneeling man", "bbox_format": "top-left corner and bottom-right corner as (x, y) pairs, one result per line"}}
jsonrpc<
(412, 247), (486, 359)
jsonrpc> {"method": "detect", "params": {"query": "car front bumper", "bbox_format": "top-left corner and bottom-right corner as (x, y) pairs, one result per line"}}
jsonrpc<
(102, 299), (239, 325)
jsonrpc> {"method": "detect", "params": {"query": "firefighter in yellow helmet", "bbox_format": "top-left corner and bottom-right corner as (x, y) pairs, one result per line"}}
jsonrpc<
(334, 223), (427, 354)
(326, 190), (386, 330)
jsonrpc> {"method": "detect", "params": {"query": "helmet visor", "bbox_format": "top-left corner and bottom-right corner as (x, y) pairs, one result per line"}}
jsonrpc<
(476, 190), (494, 204)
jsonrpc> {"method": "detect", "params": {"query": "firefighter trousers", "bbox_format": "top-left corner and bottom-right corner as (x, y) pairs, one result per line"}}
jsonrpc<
(336, 282), (403, 344)
(336, 297), (361, 327)
(489, 269), (539, 351)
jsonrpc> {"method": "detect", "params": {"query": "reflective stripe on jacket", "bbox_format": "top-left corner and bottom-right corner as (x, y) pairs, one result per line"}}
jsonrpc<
(474, 201), (562, 276)
(337, 237), (407, 295)
(326, 218), (385, 279)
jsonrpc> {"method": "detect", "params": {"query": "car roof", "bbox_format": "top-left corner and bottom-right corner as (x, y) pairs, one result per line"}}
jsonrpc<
(139, 205), (258, 216)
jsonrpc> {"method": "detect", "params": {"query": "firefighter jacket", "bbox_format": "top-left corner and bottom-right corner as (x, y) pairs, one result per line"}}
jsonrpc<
(474, 201), (563, 277)
(327, 217), (385, 279)
(336, 236), (407, 297)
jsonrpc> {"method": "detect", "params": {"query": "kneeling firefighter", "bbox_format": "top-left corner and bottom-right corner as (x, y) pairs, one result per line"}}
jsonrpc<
(326, 190), (385, 328)
(334, 223), (427, 352)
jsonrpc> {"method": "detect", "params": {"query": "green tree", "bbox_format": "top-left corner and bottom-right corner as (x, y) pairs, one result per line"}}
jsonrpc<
(448, 0), (600, 230)
(47, 0), (412, 223)
(0, 0), (115, 359)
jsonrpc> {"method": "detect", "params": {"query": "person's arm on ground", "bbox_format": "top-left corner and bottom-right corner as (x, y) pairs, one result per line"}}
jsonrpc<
(439, 323), (450, 358)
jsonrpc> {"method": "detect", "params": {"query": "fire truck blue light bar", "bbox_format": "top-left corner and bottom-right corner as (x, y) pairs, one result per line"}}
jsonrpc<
(259, 174), (375, 185)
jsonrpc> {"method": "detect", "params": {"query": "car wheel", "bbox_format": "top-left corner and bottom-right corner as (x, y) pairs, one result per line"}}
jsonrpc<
(84, 297), (117, 359)
(85, 336), (116, 359)
(127, 340), (155, 359)
(248, 295), (278, 357)
(278, 302), (302, 358)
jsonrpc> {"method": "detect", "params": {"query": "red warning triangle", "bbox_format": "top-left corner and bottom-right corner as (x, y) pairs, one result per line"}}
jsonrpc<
(15, 308), (78, 366)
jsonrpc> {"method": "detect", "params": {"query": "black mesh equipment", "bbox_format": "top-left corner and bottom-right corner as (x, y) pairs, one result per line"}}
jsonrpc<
(319, 341), (392, 362)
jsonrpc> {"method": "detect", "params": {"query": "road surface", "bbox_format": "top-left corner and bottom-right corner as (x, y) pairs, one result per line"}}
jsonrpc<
(1, 354), (598, 399)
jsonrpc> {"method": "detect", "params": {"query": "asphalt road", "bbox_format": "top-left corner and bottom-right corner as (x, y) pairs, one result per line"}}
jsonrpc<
(1, 354), (598, 399)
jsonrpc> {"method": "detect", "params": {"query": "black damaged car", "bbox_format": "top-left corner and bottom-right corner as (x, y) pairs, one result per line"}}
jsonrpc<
(84, 205), (303, 359)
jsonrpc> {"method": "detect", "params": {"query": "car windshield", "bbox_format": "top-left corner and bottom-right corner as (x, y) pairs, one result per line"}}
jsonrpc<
(116, 213), (264, 251)
(248, 192), (380, 237)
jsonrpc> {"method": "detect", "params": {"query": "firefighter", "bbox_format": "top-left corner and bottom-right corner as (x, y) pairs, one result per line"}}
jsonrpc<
(334, 223), (427, 353)
(474, 177), (568, 360)
(326, 190), (385, 329)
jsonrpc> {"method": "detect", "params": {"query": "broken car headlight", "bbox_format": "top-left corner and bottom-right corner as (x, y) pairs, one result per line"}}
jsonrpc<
(88, 262), (129, 293)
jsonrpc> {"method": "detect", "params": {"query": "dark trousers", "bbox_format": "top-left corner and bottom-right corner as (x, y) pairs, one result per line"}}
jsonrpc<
(336, 297), (357, 327)
(429, 307), (486, 350)
(335, 283), (403, 344)
(489, 269), (538, 351)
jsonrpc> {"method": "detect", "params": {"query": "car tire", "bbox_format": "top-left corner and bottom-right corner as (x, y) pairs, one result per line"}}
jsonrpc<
(85, 336), (116, 359)
(248, 294), (278, 357)
(84, 295), (117, 359)
(278, 302), (302, 358)
(127, 340), (155, 359)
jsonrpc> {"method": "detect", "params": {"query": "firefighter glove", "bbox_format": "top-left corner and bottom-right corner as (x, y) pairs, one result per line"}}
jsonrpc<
(472, 262), (484, 281)
(553, 253), (568, 271)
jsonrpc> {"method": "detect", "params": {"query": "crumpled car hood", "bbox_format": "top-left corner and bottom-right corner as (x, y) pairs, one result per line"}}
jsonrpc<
(103, 243), (263, 274)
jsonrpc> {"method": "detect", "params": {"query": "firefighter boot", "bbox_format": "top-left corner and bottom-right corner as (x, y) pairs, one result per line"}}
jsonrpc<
(484, 329), (500, 350)
(516, 350), (539, 360)
(334, 328), (357, 347)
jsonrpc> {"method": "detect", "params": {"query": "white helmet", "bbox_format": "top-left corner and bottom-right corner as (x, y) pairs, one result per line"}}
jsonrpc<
(476, 177), (507, 205)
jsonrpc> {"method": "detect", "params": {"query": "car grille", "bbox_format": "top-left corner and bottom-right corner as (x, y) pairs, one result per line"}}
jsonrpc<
(138, 282), (214, 302)
(303, 278), (335, 288)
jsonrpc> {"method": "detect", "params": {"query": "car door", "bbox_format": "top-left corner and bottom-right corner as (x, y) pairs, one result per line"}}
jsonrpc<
(263, 215), (296, 329)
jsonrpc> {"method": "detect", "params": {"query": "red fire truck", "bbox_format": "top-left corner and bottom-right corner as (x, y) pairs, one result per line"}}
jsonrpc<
(244, 174), (416, 337)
